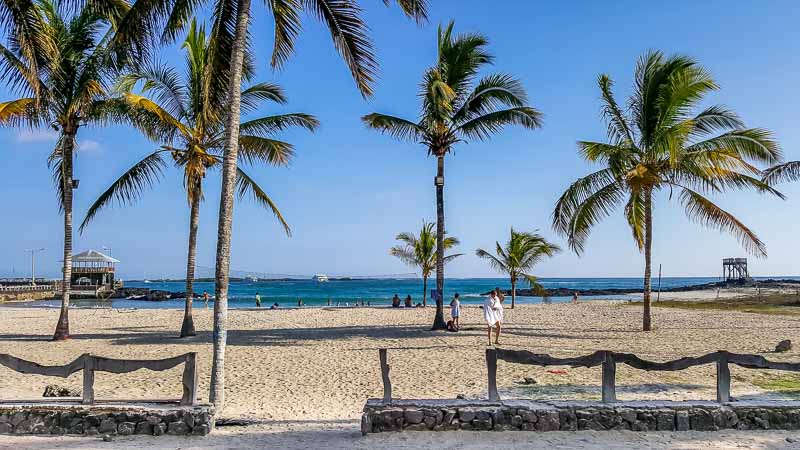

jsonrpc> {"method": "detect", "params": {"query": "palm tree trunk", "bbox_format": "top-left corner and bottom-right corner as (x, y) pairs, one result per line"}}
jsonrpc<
(422, 275), (427, 307)
(432, 155), (446, 330)
(53, 129), (76, 341)
(642, 187), (653, 332)
(180, 195), (199, 338)
(510, 278), (516, 309)
(210, 0), (251, 411)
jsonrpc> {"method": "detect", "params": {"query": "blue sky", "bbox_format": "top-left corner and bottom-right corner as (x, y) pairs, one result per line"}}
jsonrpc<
(2, 0), (799, 279)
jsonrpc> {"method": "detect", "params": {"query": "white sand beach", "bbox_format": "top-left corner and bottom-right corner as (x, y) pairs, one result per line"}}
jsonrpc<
(0, 300), (799, 448)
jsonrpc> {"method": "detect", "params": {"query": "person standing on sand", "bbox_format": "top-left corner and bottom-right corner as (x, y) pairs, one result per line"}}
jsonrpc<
(203, 291), (210, 309)
(572, 292), (579, 304)
(450, 293), (461, 329)
(484, 291), (504, 345)
(298, 298), (303, 307)
(255, 292), (261, 308)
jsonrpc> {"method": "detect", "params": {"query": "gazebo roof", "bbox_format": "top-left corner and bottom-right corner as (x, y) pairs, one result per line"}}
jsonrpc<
(72, 249), (120, 263)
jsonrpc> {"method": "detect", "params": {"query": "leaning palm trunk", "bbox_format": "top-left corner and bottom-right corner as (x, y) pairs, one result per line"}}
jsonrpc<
(432, 155), (446, 330)
(642, 188), (653, 331)
(181, 196), (200, 338)
(53, 130), (76, 341)
(210, 0), (252, 411)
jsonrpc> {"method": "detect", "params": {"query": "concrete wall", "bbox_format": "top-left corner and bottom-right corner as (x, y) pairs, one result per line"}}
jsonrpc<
(0, 403), (213, 436)
(362, 399), (800, 434)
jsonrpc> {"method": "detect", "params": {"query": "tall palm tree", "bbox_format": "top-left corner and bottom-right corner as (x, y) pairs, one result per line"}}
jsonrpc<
(111, 0), (428, 411)
(553, 50), (783, 331)
(78, 20), (318, 338)
(363, 21), (543, 329)
(476, 229), (560, 308)
(390, 221), (462, 307)
(0, 0), (131, 340)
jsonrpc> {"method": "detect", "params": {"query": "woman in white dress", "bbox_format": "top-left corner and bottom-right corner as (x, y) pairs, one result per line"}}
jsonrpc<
(483, 291), (504, 345)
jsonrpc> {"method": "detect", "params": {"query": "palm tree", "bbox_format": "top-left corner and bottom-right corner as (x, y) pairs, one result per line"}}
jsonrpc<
(476, 229), (560, 308)
(111, 0), (429, 411)
(390, 221), (462, 307)
(0, 0), (131, 340)
(552, 50), (783, 331)
(78, 20), (318, 338)
(363, 21), (543, 329)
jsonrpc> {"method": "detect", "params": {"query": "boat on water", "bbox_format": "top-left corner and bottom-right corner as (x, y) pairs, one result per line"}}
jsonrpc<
(246, 275), (259, 282)
(313, 274), (329, 283)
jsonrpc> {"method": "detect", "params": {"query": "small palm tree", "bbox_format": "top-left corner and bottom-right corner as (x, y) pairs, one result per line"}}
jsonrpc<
(79, 20), (318, 337)
(390, 221), (462, 307)
(476, 229), (560, 308)
(364, 21), (542, 329)
(0, 0), (131, 340)
(553, 50), (783, 331)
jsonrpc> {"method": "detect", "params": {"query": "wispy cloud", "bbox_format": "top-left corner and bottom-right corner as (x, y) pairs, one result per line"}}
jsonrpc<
(77, 139), (102, 152)
(16, 129), (58, 143)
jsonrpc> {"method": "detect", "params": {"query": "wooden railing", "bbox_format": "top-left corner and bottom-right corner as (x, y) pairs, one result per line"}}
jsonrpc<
(486, 349), (800, 403)
(0, 353), (198, 406)
(376, 348), (800, 404)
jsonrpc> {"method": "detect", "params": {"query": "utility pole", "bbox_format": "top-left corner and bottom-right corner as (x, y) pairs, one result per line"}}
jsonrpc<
(24, 248), (46, 285)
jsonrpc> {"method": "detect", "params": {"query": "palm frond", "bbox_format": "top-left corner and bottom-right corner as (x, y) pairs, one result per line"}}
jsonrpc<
(597, 74), (634, 145)
(235, 135), (295, 167)
(564, 182), (626, 254)
(268, 0), (302, 69)
(240, 81), (288, 114)
(475, 248), (508, 274)
(452, 73), (527, 124)
(79, 150), (168, 233)
(239, 113), (319, 136)
(552, 169), (618, 235)
(361, 113), (425, 143)
(456, 106), (542, 141)
(680, 188), (766, 257)
(383, 0), (428, 23)
(303, 0), (376, 98)
(763, 161), (800, 185)
(235, 167), (291, 236)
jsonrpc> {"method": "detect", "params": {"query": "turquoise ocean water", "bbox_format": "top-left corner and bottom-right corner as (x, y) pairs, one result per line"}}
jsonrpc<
(32, 276), (800, 309)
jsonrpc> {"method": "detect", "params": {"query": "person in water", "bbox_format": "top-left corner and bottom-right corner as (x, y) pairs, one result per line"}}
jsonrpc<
(297, 298), (303, 307)
(255, 292), (261, 308)
(404, 295), (413, 308)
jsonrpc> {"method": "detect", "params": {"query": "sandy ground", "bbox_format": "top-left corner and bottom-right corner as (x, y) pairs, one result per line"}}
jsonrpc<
(0, 299), (799, 448)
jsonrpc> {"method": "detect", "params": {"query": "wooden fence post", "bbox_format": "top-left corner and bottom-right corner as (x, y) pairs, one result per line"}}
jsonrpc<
(181, 353), (199, 406)
(601, 351), (617, 402)
(716, 351), (731, 403)
(486, 348), (500, 402)
(82, 355), (95, 405)
(379, 349), (392, 403)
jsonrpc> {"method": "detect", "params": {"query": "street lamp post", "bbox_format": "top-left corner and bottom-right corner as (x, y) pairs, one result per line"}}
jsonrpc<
(24, 248), (46, 285)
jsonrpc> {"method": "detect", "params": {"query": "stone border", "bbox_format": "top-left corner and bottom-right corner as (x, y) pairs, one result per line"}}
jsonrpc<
(0, 403), (214, 436)
(361, 399), (800, 434)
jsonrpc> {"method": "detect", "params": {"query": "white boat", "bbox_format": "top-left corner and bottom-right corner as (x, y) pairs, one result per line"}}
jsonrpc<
(313, 274), (329, 282)
(246, 275), (259, 282)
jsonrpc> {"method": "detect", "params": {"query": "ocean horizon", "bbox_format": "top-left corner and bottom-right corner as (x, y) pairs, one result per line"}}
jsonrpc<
(22, 276), (800, 310)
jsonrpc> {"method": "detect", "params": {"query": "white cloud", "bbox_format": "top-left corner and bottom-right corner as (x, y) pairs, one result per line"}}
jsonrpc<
(77, 139), (102, 152)
(16, 129), (58, 143)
